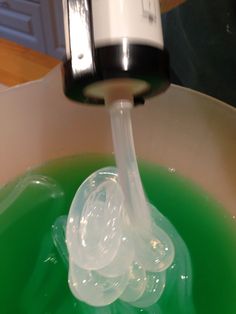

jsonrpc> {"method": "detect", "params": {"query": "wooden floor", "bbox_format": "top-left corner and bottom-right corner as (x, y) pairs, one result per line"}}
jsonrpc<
(0, 38), (60, 86)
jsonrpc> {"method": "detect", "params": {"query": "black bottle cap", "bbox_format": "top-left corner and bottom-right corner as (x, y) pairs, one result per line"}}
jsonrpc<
(63, 44), (170, 105)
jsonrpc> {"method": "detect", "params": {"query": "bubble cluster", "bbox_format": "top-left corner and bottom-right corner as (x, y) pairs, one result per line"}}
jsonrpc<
(66, 167), (175, 308)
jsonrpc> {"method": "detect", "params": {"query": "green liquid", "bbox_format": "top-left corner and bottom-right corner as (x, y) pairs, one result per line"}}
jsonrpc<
(0, 154), (235, 314)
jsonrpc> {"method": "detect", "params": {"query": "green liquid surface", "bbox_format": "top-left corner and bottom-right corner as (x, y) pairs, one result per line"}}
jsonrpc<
(0, 154), (235, 314)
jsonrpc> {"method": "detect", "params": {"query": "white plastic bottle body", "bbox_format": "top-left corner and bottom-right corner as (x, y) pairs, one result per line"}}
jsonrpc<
(92, 0), (164, 49)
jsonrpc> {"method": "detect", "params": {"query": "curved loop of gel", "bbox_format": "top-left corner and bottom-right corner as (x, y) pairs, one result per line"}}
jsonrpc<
(66, 167), (126, 271)
(0, 174), (63, 216)
(68, 262), (128, 307)
(130, 271), (166, 308)
(119, 261), (147, 303)
(134, 219), (175, 272)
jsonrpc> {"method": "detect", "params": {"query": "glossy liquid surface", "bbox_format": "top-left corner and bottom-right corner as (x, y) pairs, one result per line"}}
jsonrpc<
(0, 155), (235, 314)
